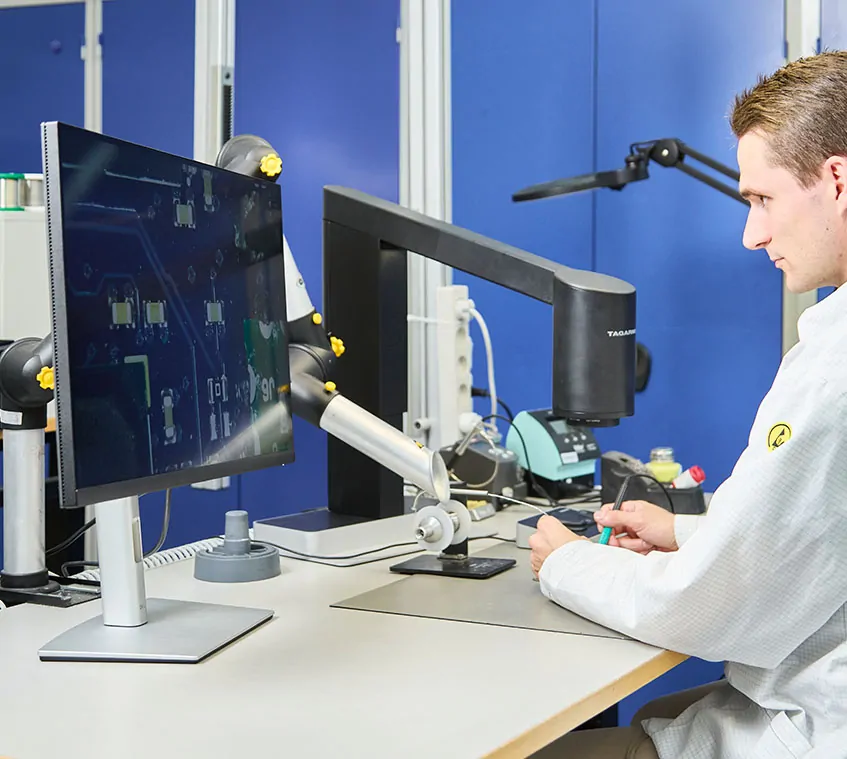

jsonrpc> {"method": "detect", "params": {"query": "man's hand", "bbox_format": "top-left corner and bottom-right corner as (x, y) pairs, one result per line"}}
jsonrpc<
(594, 500), (677, 554)
(528, 514), (586, 578)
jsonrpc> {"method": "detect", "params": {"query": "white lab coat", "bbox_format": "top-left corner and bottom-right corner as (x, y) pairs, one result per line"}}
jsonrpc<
(539, 283), (847, 758)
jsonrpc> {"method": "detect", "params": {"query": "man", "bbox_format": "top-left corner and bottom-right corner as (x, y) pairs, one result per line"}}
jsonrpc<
(529, 51), (847, 758)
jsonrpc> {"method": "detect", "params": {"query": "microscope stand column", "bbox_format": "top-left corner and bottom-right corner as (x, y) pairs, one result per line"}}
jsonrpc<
(0, 426), (54, 591)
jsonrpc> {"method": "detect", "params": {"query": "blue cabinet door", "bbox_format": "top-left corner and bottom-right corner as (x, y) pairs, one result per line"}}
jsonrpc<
(452, 0), (597, 421)
(233, 0), (401, 520)
(593, 0), (785, 491)
(0, 3), (84, 172)
(102, 0), (195, 158)
(822, 0), (847, 49)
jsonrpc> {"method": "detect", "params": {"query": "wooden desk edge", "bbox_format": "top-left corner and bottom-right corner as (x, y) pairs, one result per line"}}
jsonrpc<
(0, 418), (55, 439)
(484, 649), (688, 759)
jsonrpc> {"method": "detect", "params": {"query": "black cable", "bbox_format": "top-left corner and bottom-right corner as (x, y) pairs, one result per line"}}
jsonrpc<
(49, 573), (100, 588)
(482, 413), (558, 507)
(263, 538), (421, 562)
(486, 535), (516, 543)
(260, 534), (502, 568)
(613, 473), (675, 515)
(60, 560), (99, 578)
(46, 518), (96, 557)
(472, 387), (515, 422)
(46, 488), (172, 560)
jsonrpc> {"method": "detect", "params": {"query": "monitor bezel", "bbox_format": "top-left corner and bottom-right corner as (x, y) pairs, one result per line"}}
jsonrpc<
(42, 121), (295, 509)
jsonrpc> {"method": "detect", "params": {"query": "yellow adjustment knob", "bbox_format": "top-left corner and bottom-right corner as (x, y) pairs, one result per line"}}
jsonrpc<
(330, 336), (346, 357)
(36, 366), (55, 391)
(259, 152), (282, 177)
(324, 381), (337, 393)
(312, 312), (323, 325)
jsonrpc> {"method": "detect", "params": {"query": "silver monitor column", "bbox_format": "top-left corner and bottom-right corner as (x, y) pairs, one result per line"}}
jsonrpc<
(39, 496), (275, 663)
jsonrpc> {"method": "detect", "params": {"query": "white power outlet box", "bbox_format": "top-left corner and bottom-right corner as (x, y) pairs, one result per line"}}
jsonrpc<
(434, 285), (474, 450)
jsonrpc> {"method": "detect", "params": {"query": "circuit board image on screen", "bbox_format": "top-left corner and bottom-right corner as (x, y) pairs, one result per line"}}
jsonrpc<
(47, 123), (293, 502)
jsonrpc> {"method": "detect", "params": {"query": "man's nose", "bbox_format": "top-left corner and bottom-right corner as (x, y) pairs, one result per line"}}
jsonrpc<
(742, 211), (771, 250)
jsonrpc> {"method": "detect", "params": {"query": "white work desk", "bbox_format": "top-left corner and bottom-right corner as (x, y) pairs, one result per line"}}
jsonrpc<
(0, 509), (685, 759)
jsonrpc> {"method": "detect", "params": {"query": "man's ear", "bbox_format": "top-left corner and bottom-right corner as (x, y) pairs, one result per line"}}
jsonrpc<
(825, 156), (847, 210)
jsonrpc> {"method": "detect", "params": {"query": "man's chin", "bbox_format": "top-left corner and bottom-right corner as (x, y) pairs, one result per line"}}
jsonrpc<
(785, 279), (823, 294)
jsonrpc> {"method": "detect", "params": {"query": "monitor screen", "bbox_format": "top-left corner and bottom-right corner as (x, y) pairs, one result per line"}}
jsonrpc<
(43, 123), (294, 508)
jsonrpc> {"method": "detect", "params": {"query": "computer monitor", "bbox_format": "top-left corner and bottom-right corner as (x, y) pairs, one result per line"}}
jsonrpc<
(43, 122), (294, 509)
(37, 123), (291, 663)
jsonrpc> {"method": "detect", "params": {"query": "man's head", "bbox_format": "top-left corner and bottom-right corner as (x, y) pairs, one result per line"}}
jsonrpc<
(732, 51), (847, 293)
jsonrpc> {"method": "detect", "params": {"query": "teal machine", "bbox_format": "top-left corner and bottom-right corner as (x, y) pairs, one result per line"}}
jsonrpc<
(506, 409), (601, 499)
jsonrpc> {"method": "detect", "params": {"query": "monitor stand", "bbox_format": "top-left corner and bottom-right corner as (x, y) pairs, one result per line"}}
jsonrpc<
(39, 496), (273, 663)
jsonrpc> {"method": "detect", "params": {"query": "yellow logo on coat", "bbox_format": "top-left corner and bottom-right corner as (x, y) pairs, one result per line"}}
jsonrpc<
(767, 423), (792, 451)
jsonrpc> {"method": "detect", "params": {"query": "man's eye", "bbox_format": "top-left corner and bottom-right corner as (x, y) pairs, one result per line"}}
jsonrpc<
(757, 195), (769, 207)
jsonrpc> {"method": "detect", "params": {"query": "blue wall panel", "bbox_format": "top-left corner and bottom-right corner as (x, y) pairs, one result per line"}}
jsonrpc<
(233, 0), (400, 521)
(822, 0), (847, 49)
(452, 0), (786, 730)
(593, 0), (785, 724)
(452, 0), (597, 420)
(0, 3), (83, 565)
(592, 0), (785, 490)
(102, 0), (194, 159)
(100, 1), (232, 550)
(0, 4), (84, 173)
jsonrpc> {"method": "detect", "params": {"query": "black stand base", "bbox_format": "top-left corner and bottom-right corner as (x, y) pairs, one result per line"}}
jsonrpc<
(389, 553), (516, 579)
(0, 581), (100, 608)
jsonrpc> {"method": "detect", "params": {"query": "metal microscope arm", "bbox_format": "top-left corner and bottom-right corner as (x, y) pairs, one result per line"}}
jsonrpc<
(215, 136), (450, 502)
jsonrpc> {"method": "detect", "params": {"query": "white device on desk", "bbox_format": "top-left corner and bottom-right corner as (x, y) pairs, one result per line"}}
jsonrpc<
(514, 507), (600, 548)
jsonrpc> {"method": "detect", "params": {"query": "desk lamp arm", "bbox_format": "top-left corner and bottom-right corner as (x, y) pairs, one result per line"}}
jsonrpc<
(512, 137), (748, 206)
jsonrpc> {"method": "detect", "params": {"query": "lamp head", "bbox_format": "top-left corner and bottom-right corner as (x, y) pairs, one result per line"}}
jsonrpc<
(512, 152), (649, 202)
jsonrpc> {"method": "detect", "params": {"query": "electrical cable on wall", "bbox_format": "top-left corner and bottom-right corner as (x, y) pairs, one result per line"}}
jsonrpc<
(469, 307), (498, 431)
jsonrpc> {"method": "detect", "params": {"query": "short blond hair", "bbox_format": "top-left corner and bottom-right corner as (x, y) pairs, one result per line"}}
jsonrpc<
(731, 50), (847, 187)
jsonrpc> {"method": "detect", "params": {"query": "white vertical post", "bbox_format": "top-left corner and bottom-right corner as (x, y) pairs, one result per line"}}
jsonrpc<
(95, 496), (147, 627)
(1, 429), (45, 579)
(782, 0), (821, 354)
(400, 0), (453, 450)
(194, 0), (236, 165)
(81, 0), (102, 133)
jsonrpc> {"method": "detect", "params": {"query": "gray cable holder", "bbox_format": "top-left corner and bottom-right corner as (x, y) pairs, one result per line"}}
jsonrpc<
(194, 510), (281, 583)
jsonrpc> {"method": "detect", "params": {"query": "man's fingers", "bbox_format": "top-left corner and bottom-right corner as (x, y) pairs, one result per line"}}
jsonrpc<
(616, 536), (654, 554)
(595, 509), (638, 531)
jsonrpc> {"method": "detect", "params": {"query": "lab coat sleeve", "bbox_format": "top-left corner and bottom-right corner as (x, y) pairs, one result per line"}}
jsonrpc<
(673, 514), (701, 548)
(539, 379), (847, 668)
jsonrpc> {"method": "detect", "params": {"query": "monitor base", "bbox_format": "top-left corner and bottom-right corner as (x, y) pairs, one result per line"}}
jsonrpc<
(38, 598), (273, 663)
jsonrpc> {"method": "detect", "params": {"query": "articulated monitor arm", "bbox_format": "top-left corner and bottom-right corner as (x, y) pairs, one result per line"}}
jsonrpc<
(215, 136), (450, 503)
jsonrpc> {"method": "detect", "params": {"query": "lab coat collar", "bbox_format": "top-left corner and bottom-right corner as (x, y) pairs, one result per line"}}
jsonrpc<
(796, 284), (847, 342)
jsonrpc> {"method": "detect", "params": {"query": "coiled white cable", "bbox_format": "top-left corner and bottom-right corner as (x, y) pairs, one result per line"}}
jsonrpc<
(72, 536), (224, 582)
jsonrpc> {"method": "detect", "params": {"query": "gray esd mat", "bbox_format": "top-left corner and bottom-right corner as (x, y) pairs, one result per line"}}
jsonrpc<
(332, 543), (630, 641)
